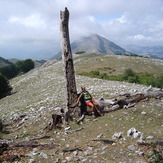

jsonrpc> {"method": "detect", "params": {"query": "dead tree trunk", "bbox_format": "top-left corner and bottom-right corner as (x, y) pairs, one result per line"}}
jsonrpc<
(60, 7), (77, 113)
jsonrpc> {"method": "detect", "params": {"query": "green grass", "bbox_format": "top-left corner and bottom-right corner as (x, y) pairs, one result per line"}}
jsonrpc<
(75, 54), (163, 88)
(75, 54), (163, 76)
(0, 54), (162, 162)
(79, 69), (163, 88)
(75, 51), (86, 54)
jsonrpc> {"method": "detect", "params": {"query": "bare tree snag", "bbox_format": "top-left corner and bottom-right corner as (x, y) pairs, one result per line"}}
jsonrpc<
(60, 7), (77, 112)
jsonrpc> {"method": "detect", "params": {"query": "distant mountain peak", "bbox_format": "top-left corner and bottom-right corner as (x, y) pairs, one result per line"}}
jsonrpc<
(71, 34), (130, 55)
(52, 34), (131, 59)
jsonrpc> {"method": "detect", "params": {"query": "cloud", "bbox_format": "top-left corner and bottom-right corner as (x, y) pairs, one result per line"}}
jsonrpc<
(0, 0), (163, 59)
(9, 14), (46, 28)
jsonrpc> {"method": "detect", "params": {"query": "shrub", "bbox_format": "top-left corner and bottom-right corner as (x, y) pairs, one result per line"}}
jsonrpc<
(101, 73), (108, 79)
(0, 73), (12, 98)
(79, 68), (162, 88)
(75, 51), (85, 54)
(16, 59), (34, 73)
(123, 68), (135, 80)
(155, 74), (163, 88)
(123, 68), (139, 83)
(0, 64), (18, 79)
(128, 76), (138, 83)
(0, 59), (35, 80)
(91, 71), (100, 76)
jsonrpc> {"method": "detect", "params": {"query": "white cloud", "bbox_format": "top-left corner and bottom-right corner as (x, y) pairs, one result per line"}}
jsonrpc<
(116, 15), (127, 24)
(87, 16), (95, 22)
(0, 0), (163, 59)
(9, 14), (46, 28)
(133, 34), (146, 40)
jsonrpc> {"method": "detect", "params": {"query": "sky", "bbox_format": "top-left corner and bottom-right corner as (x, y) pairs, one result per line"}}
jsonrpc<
(0, 0), (163, 60)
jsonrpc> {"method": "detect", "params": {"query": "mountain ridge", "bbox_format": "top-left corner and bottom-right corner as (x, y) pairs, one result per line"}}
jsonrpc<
(52, 34), (132, 59)
(0, 57), (12, 67)
(123, 45), (163, 60)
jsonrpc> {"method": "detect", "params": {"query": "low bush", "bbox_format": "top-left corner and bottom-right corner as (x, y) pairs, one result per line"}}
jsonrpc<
(0, 59), (34, 79)
(75, 51), (85, 54)
(0, 73), (12, 98)
(79, 68), (163, 88)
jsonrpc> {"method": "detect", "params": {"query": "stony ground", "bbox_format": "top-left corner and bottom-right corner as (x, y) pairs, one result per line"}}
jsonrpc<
(0, 55), (162, 162)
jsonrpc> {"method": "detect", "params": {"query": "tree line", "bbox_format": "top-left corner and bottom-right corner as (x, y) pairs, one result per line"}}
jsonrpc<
(0, 59), (34, 99)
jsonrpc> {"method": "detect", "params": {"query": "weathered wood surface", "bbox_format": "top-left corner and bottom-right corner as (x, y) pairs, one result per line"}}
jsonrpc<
(60, 7), (77, 113)
(117, 93), (146, 108)
(117, 87), (163, 108)
(0, 141), (59, 149)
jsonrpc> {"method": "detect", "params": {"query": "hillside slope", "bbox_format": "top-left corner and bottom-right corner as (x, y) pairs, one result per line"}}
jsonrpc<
(74, 53), (163, 76)
(0, 56), (12, 67)
(0, 55), (162, 162)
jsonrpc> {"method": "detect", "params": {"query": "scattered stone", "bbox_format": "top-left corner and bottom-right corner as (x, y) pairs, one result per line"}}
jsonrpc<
(100, 146), (108, 150)
(29, 159), (35, 163)
(73, 150), (78, 156)
(112, 143), (116, 146)
(123, 112), (128, 115)
(33, 148), (38, 153)
(127, 127), (137, 137)
(87, 146), (94, 151)
(127, 127), (142, 139)
(65, 156), (72, 161)
(135, 150), (145, 156)
(39, 152), (48, 159)
(101, 151), (106, 155)
(146, 136), (154, 140)
(81, 158), (88, 162)
(133, 131), (141, 139)
(137, 139), (145, 144)
(84, 151), (92, 156)
(96, 133), (103, 139)
(112, 132), (123, 139)
(128, 144), (138, 151)
(54, 158), (61, 163)
(141, 111), (147, 115)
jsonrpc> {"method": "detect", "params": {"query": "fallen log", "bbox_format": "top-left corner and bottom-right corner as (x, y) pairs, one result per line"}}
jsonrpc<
(117, 93), (146, 108)
(62, 147), (83, 152)
(92, 139), (115, 144)
(117, 86), (163, 108)
(9, 141), (59, 148)
(137, 140), (163, 146)
(0, 141), (60, 150)
(28, 135), (51, 141)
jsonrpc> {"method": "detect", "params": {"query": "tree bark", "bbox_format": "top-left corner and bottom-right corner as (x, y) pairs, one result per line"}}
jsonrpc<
(60, 7), (77, 112)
